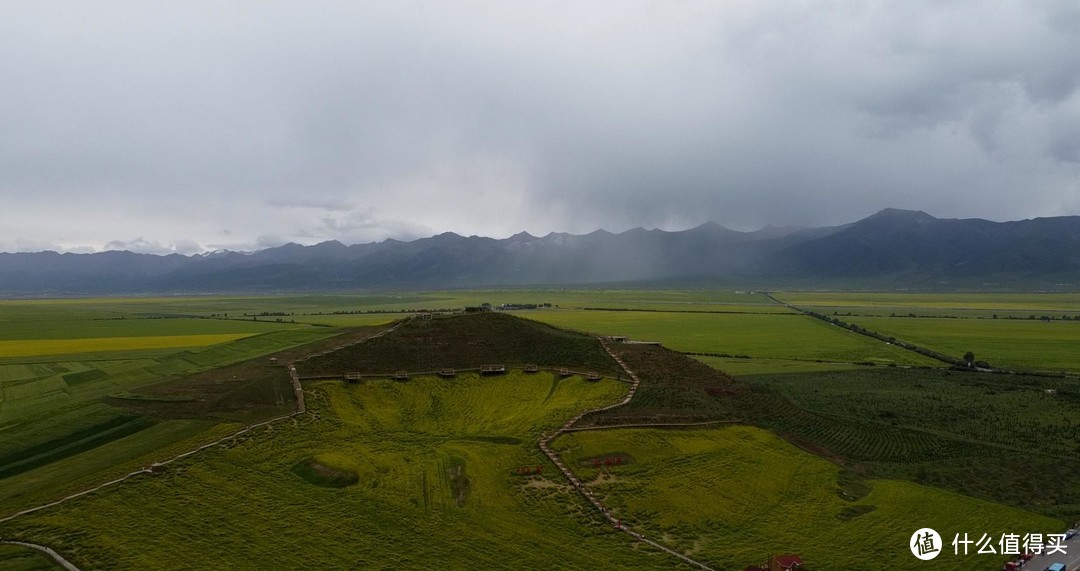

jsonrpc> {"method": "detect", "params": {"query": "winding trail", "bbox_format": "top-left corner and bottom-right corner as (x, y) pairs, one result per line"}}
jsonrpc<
(0, 540), (81, 571)
(0, 320), (408, 569)
(537, 339), (718, 571)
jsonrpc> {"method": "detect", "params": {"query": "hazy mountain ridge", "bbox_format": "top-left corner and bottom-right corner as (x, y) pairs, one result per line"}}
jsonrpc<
(3, 209), (1079, 294)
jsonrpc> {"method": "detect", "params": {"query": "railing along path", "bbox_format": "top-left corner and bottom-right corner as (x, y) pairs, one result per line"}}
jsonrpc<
(536, 339), (717, 571)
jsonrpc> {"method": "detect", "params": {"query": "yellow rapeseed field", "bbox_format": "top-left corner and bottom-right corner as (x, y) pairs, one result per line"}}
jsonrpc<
(0, 334), (256, 357)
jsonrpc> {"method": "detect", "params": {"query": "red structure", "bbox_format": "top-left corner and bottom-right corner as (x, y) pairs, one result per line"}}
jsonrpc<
(773, 555), (804, 570)
(746, 555), (804, 571)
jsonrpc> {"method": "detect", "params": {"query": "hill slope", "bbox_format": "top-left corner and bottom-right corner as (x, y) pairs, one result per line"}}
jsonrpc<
(295, 313), (621, 377)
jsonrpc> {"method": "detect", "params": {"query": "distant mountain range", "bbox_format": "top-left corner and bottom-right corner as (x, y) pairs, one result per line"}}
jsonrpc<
(3, 209), (1080, 295)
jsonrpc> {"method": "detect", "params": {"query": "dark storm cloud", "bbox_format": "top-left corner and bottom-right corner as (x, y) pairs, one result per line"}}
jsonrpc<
(1, 1), (1079, 253)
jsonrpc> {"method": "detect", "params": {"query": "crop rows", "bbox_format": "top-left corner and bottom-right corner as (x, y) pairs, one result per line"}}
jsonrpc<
(745, 368), (1080, 460)
(0, 416), (155, 480)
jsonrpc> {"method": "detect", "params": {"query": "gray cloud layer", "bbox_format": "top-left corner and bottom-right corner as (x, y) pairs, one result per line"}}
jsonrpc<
(2, 1), (1079, 253)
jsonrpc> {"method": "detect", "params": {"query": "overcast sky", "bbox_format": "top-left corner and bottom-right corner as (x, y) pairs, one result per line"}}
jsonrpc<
(2, 1), (1080, 254)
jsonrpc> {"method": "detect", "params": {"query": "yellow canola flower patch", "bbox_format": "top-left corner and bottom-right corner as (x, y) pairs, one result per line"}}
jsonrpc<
(0, 334), (256, 357)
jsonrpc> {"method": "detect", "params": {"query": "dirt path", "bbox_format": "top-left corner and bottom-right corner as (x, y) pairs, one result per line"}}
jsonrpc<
(537, 339), (717, 571)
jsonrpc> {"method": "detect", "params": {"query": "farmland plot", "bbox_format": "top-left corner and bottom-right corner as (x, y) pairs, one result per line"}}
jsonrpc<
(847, 316), (1080, 372)
(528, 310), (938, 365)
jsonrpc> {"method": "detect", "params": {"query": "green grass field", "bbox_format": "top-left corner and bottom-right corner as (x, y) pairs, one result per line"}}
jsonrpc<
(694, 355), (864, 375)
(0, 420), (229, 514)
(527, 310), (939, 365)
(554, 426), (1064, 571)
(843, 316), (1080, 372)
(0, 373), (679, 570)
(0, 289), (775, 320)
(777, 292), (1080, 311)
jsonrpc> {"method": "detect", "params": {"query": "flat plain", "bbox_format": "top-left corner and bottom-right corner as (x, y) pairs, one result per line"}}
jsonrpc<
(839, 316), (1080, 372)
(526, 309), (940, 366)
(778, 291), (1080, 313)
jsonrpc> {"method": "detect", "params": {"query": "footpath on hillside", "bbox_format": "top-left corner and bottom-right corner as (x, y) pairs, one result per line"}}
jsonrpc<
(537, 338), (718, 571)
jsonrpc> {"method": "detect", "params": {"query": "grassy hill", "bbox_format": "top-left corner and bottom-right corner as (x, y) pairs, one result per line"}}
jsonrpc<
(296, 312), (621, 377)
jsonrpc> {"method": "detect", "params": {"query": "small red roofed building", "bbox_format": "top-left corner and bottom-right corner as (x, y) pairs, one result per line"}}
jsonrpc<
(770, 555), (804, 570)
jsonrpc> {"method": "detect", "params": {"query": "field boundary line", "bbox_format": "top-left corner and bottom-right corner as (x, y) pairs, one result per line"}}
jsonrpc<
(580, 307), (801, 316)
(1, 540), (82, 571)
(764, 292), (962, 366)
(537, 338), (717, 571)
